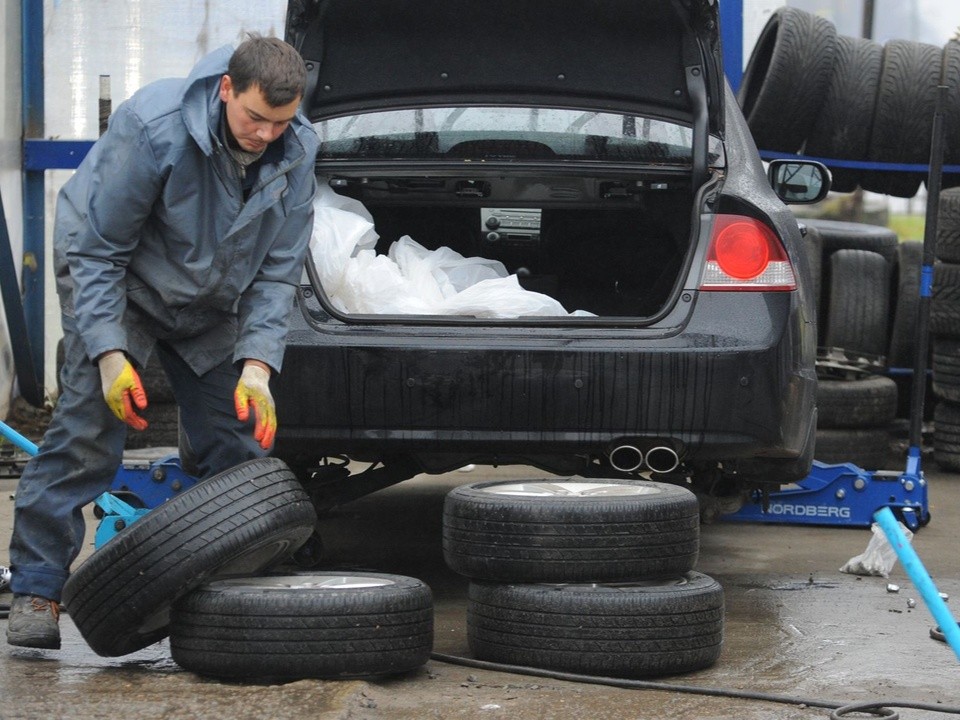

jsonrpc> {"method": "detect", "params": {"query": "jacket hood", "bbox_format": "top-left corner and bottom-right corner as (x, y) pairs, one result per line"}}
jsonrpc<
(180, 44), (234, 155)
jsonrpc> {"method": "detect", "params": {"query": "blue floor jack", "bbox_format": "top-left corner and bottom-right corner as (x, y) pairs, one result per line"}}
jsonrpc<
(727, 89), (952, 533)
(0, 418), (197, 548)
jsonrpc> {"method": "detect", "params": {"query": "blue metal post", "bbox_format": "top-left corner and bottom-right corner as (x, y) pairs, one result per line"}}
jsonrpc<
(21, 0), (45, 391)
(720, 0), (744, 93)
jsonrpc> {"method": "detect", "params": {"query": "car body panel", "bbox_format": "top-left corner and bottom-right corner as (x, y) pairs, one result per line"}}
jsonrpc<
(275, 2), (817, 490)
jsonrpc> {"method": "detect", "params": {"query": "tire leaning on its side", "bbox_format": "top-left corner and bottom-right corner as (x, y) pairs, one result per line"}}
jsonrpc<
(861, 39), (942, 198)
(823, 249), (891, 359)
(736, 6), (837, 153)
(803, 35), (883, 193)
(61, 457), (317, 657)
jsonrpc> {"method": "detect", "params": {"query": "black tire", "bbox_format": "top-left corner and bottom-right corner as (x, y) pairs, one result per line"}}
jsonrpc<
(934, 401), (960, 471)
(940, 40), (960, 190)
(936, 187), (960, 263)
(443, 479), (699, 583)
(737, 7), (837, 153)
(814, 428), (891, 469)
(170, 572), (433, 680)
(933, 339), (960, 402)
(804, 35), (883, 193)
(467, 572), (724, 678)
(861, 40), (942, 198)
(801, 224), (823, 314)
(56, 338), (179, 449)
(61, 458), (316, 657)
(124, 402), (180, 449)
(804, 219), (899, 265)
(823, 249), (891, 359)
(888, 241), (923, 368)
(138, 359), (176, 404)
(931, 261), (960, 339)
(816, 375), (898, 429)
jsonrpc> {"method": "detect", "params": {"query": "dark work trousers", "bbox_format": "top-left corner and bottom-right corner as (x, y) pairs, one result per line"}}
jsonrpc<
(8, 316), (265, 602)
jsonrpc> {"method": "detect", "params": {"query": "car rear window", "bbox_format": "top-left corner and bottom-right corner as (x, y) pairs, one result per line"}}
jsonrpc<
(315, 107), (724, 165)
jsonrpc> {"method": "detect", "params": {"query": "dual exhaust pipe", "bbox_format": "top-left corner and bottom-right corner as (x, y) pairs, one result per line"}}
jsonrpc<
(608, 443), (680, 474)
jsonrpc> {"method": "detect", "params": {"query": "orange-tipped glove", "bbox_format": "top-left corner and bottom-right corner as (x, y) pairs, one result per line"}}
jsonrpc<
(234, 361), (276, 450)
(98, 350), (148, 430)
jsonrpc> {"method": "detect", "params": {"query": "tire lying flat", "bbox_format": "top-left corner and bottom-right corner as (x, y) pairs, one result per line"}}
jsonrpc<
(814, 428), (891, 470)
(933, 339), (960, 402)
(467, 572), (724, 678)
(816, 375), (898, 428)
(932, 262), (960, 339)
(806, 219), (898, 265)
(62, 458), (317, 657)
(170, 572), (434, 680)
(443, 479), (700, 583)
(934, 401), (960, 472)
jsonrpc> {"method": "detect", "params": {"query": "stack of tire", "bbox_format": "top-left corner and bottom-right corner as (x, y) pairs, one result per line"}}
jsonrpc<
(931, 188), (960, 471)
(738, 7), (960, 197)
(442, 479), (724, 678)
(63, 457), (435, 680)
(805, 219), (905, 469)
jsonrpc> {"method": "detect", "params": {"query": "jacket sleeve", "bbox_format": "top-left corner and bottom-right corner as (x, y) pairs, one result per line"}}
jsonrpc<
(233, 157), (318, 374)
(63, 102), (162, 362)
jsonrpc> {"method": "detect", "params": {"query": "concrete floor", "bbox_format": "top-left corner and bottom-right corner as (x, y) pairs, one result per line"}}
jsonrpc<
(1, 460), (958, 719)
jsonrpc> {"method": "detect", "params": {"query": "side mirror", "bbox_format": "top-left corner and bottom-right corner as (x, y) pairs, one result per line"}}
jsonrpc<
(768, 159), (831, 204)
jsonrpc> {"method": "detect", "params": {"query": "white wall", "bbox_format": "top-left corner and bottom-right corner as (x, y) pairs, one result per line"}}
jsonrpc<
(0, 1), (288, 412)
(0, 2), (23, 419)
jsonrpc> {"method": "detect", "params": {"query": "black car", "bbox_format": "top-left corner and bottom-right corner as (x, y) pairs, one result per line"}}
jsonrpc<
(276, 0), (829, 514)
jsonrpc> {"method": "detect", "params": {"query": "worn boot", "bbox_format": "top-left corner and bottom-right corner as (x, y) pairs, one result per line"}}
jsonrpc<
(6, 594), (61, 649)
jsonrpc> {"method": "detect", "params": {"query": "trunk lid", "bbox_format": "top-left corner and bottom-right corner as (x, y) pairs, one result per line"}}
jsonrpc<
(285, 0), (723, 133)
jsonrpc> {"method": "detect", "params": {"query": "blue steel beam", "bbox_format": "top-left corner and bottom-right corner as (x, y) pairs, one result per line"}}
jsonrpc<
(21, 0), (45, 390)
(23, 140), (94, 171)
(720, 0), (744, 93)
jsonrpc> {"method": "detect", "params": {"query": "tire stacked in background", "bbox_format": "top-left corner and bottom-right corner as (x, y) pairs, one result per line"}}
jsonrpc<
(443, 479), (724, 678)
(738, 7), (958, 197)
(802, 220), (902, 469)
(931, 188), (960, 471)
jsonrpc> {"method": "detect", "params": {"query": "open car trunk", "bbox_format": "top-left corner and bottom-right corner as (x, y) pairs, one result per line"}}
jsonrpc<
(311, 170), (697, 319)
(288, 0), (724, 321)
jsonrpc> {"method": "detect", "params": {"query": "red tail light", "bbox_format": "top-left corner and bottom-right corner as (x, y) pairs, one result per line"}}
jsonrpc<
(700, 215), (796, 291)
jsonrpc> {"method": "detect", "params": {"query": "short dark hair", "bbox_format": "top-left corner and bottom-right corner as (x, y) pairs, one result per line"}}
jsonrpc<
(227, 33), (307, 107)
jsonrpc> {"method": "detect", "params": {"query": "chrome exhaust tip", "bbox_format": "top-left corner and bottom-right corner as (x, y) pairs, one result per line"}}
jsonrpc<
(609, 444), (644, 473)
(645, 446), (680, 474)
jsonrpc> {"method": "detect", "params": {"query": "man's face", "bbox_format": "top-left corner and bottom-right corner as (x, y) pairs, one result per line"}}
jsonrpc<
(219, 75), (300, 153)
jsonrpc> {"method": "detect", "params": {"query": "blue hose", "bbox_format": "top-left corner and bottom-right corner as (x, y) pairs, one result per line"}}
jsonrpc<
(874, 506), (960, 662)
(0, 419), (39, 456)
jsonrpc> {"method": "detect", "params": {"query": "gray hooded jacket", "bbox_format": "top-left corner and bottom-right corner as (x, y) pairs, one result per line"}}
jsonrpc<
(53, 45), (319, 375)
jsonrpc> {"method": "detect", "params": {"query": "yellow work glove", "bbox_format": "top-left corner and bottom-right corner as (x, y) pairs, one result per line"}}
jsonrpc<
(234, 361), (276, 450)
(98, 350), (148, 431)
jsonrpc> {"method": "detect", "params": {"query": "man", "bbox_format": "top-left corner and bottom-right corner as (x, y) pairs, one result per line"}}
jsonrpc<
(6, 34), (319, 649)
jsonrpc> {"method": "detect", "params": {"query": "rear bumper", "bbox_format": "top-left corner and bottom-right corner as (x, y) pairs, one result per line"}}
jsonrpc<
(274, 289), (816, 467)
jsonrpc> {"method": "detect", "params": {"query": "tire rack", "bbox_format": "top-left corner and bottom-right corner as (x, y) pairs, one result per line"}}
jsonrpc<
(726, 86), (950, 530)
